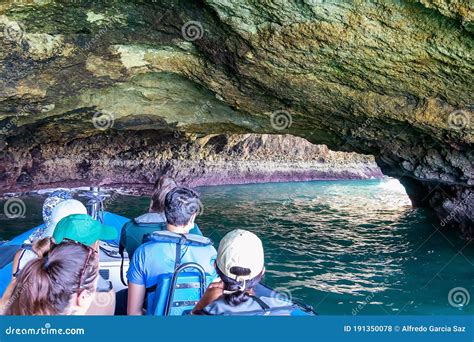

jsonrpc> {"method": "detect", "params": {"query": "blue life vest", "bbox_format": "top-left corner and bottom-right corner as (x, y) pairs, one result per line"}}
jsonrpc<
(119, 218), (202, 259)
(143, 231), (215, 316)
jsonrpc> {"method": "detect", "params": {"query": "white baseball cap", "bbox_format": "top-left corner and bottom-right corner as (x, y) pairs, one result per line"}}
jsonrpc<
(216, 229), (264, 282)
(42, 199), (87, 237)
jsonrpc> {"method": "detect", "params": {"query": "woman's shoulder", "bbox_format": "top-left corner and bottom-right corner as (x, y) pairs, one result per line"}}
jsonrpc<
(13, 247), (38, 277)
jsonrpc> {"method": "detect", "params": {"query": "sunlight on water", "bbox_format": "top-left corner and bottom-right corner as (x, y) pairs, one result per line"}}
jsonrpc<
(377, 178), (408, 194)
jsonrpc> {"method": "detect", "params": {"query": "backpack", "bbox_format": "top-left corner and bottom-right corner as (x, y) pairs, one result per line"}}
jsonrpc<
(143, 231), (213, 316)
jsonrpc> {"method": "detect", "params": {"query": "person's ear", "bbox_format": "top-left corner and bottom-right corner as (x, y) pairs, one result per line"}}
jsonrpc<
(76, 289), (94, 310)
(189, 213), (197, 225)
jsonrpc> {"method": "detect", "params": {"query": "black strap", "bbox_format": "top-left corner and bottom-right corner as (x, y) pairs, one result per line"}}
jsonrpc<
(119, 221), (128, 286)
(192, 309), (211, 316)
(146, 234), (186, 294)
(120, 253), (127, 287)
(119, 222), (127, 256)
(174, 234), (186, 270)
(146, 284), (157, 294)
(250, 295), (271, 312)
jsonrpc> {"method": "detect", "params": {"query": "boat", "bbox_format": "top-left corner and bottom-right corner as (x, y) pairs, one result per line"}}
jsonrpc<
(0, 188), (315, 316)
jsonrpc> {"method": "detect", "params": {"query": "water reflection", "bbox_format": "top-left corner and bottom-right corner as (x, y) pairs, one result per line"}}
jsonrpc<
(197, 179), (473, 314)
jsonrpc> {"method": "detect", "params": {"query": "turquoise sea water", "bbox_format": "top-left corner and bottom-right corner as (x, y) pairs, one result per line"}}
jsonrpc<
(1, 179), (473, 315)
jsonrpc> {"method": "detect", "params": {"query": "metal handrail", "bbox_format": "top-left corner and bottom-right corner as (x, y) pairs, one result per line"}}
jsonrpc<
(79, 186), (110, 223)
(164, 262), (207, 316)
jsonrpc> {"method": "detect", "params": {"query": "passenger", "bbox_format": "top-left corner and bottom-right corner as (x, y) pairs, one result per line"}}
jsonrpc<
(51, 214), (118, 315)
(12, 199), (87, 278)
(120, 176), (202, 259)
(126, 187), (217, 315)
(2, 213), (119, 316)
(192, 230), (292, 315)
(3, 239), (99, 315)
(144, 176), (178, 223)
(1, 199), (87, 307)
(21, 190), (73, 244)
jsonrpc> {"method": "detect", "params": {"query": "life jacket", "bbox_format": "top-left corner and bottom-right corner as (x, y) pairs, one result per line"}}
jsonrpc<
(119, 216), (203, 259)
(197, 294), (304, 316)
(119, 219), (166, 260)
(143, 231), (214, 316)
(118, 217), (203, 287)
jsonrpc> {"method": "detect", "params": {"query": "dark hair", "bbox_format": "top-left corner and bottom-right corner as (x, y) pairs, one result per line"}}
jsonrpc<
(216, 267), (264, 306)
(150, 176), (177, 213)
(32, 236), (54, 256)
(164, 187), (201, 226)
(5, 239), (99, 315)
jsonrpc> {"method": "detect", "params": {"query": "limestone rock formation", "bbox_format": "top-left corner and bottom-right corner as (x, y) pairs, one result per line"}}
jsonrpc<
(0, 1), (472, 235)
(1, 132), (382, 194)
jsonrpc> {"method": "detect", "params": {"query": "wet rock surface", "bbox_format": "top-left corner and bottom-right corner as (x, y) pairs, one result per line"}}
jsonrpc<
(0, 1), (472, 235)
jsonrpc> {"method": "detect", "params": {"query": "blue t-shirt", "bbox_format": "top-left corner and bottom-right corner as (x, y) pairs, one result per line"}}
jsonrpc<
(127, 234), (218, 314)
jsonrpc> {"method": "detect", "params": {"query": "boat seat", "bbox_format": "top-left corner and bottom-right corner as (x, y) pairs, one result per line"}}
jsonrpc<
(150, 263), (207, 316)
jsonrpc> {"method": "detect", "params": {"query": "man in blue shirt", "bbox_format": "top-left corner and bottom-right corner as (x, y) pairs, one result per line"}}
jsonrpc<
(127, 187), (217, 315)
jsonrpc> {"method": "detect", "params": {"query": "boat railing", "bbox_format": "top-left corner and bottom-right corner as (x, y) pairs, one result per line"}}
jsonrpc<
(79, 186), (110, 223)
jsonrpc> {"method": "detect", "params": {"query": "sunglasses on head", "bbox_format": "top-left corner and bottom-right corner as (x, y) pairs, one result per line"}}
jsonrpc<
(54, 238), (98, 291)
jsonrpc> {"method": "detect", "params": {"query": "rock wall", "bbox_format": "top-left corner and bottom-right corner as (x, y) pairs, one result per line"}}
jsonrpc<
(0, 1), (472, 235)
(1, 132), (382, 193)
